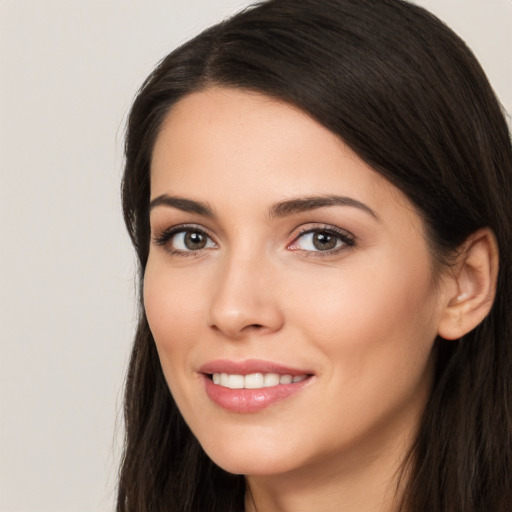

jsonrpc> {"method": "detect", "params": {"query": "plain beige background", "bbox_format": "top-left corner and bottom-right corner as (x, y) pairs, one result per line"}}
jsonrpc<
(0, 1), (510, 511)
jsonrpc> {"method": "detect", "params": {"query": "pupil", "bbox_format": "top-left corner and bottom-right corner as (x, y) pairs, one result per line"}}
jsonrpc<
(184, 231), (206, 250)
(313, 232), (336, 250)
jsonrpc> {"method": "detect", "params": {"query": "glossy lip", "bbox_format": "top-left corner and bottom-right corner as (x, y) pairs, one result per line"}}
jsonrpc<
(198, 358), (313, 376)
(198, 359), (314, 414)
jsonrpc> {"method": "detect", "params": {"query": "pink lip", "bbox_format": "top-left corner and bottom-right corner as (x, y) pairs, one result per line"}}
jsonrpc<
(199, 358), (311, 376)
(198, 359), (314, 414)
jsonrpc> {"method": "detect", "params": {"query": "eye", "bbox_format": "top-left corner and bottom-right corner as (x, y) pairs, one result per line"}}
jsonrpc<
(172, 230), (215, 251)
(154, 226), (217, 254)
(288, 227), (354, 254)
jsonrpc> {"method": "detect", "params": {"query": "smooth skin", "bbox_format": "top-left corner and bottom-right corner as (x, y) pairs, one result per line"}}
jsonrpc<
(144, 88), (498, 512)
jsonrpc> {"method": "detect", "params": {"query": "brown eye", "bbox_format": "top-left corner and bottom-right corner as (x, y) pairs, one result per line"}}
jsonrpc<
(155, 227), (217, 254)
(288, 227), (355, 254)
(184, 231), (207, 250)
(312, 231), (338, 251)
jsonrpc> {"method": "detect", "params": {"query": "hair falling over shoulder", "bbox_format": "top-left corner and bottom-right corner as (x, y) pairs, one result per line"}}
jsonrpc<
(118, 1), (512, 510)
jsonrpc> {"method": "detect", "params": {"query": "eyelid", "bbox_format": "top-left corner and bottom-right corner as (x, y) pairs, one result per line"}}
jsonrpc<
(152, 223), (217, 254)
(287, 224), (356, 254)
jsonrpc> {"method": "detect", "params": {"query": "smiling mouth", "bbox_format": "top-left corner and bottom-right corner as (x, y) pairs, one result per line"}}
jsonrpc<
(208, 372), (310, 389)
(201, 364), (314, 413)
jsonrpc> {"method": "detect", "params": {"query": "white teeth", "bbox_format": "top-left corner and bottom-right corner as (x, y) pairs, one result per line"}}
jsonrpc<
(211, 372), (308, 389)
(264, 373), (280, 387)
(227, 374), (245, 389)
(245, 372), (264, 389)
(219, 373), (229, 387)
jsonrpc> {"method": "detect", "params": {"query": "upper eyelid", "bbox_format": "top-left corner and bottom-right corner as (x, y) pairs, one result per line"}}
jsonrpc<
(152, 223), (213, 236)
(152, 223), (216, 245)
(289, 223), (355, 239)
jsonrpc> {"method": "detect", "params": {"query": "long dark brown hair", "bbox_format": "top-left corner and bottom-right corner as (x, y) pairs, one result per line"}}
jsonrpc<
(118, 0), (512, 510)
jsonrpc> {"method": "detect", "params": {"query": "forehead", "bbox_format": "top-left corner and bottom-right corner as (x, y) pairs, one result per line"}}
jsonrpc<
(150, 87), (413, 222)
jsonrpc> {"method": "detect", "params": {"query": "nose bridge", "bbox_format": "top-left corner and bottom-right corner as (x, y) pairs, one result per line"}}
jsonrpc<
(208, 244), (283, 338)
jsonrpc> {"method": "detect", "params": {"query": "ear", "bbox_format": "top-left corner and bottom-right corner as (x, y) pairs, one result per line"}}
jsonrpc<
(437, 228), (499, 340)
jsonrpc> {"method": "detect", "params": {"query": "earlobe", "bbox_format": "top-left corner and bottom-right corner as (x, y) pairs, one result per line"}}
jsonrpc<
(437, 228), (499, 340)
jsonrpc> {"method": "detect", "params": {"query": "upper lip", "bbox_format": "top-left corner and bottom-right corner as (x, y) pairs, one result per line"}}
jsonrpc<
(198, 359), (313, 376)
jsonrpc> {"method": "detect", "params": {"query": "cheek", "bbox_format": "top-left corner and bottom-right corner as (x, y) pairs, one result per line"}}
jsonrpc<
(275, 258), (439, 456)
(143, 260), (205, 376)
(287, 250), (439, 384)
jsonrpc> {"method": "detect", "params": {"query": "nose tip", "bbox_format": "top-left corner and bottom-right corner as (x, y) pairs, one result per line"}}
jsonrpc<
(209, 302), (283, 339)
(210, 316), (267, 338)
(207, 261), (284, 339)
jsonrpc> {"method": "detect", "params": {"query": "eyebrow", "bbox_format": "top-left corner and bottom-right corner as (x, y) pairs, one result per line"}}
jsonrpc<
(149, 193), (378, 220)
(268, 195), (379, 220)
(149, 194), (214, 217)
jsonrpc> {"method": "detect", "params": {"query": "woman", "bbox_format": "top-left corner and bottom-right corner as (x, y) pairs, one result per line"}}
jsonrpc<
(118, 0), (512, 510)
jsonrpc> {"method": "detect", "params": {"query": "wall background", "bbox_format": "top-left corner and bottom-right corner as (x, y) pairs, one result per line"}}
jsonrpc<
(0, 1), (510, 511)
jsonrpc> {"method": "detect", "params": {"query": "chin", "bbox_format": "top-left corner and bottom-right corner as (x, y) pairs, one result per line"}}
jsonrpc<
(209, 452), (297, 477)
(199, 432), (305, 476)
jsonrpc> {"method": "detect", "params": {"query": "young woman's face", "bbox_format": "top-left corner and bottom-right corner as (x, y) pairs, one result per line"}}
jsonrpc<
(145, 87), (447, 479)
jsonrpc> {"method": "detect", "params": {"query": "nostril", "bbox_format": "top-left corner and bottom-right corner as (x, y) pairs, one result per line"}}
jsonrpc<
(237, 323), (265, 334)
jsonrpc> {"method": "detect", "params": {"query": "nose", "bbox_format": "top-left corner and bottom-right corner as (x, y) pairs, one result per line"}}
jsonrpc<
(208, 253), (285, 340)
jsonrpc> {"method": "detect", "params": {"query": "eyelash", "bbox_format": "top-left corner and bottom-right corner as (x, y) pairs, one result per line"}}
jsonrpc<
(153, 224), (216, 257)
(288, 225), (355, 257)
(152, 224), (356, 257)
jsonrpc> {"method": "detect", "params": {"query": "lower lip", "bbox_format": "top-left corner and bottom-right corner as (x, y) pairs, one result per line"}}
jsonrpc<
(202, 374), (312, 413)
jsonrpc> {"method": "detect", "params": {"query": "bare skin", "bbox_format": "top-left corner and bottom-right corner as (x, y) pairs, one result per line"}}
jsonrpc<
(145, 87), (498, 512)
